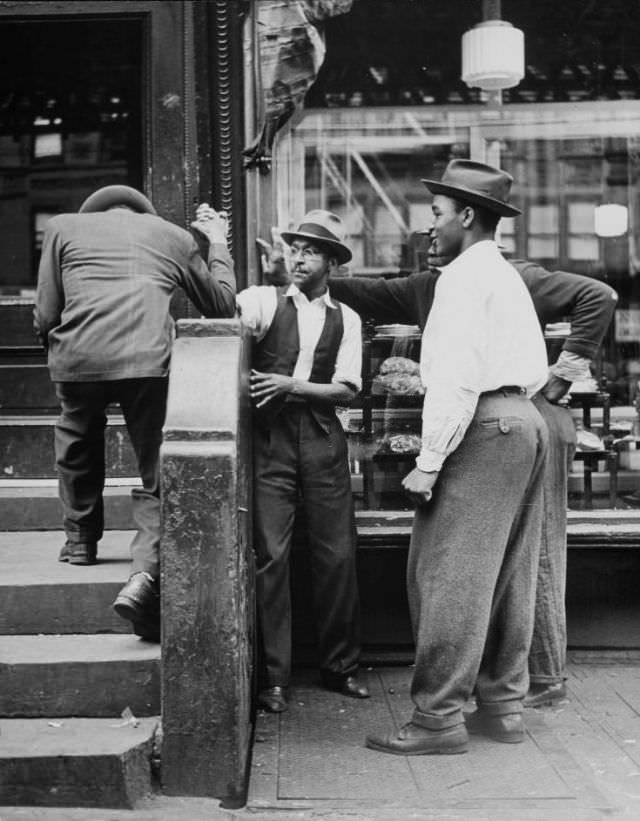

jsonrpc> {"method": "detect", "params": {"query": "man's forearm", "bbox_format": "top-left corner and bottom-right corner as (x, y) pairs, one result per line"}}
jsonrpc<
(290, 378), (357, 406)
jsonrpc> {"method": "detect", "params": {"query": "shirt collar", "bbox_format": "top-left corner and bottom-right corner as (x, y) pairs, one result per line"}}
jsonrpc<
(286, 283), (337, 309)
(440, 239), (499, 273)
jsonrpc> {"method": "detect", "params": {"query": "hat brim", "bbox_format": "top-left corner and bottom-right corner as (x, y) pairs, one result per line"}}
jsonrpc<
(79, 185), (157, 215)
(421, 179), (521, 217)
(280, 229), (352, 264)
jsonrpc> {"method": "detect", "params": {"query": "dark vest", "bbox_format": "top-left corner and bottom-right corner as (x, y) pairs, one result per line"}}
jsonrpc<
(253, 287), (345, 431)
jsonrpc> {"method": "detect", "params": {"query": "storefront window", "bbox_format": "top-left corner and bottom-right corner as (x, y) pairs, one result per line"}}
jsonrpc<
(0, 19), (143, 295)
(273, 1), (640, 513)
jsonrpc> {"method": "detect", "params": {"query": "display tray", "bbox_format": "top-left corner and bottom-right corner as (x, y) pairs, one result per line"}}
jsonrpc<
(367, 390), (424, 407)
(373, 324), (421, 338)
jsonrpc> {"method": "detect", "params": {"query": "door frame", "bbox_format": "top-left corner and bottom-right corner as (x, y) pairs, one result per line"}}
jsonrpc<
(0, 1), (188, 225)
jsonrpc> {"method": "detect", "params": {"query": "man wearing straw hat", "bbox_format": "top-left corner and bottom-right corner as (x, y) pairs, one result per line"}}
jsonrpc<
(228, 207), (370, 713)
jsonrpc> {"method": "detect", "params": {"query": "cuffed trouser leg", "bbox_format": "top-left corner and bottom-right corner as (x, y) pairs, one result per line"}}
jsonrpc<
(299, 412), (361, 679)
(118, 377), (168, 579)
(408, 394), (548, 729)
(528, 395), (576, 685)
(54, 382), (108, 544)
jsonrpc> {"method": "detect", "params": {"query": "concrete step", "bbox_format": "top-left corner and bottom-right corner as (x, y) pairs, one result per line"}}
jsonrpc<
(0, 634), (160, 717)
(0, 363), (57, 411)
(0, 415), (138, 478)
(0, 716), (158, 808)
(0, 479), (136, 530)
(0, 530), (134, 634)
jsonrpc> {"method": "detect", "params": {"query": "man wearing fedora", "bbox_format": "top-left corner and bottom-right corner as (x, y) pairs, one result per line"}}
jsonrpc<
(329, 207), (617, 715)
(348, 159), (550, 754)
(34, 185), (236, 640)
(230, 207), (369, 713)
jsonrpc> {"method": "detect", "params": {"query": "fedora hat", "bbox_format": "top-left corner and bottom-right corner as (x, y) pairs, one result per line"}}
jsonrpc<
(281, 210), (352, 264)
(422, 159), (521, 217)
(79, 185), (157, 215)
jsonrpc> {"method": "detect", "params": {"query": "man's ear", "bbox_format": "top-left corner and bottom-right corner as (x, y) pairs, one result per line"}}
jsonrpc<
(461, 206), (475, 228)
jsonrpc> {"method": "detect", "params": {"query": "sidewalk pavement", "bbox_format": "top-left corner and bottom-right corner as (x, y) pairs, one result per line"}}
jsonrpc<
(2, 652), (640, 821)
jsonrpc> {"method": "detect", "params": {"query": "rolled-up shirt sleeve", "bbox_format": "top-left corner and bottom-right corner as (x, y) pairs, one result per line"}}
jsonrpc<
(235, 285), (277, 339)
(549, 350), (592, 382)
(332, 304), (362, 393)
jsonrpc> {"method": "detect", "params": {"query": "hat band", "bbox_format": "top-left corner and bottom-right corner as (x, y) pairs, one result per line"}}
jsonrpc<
(296, 223), (343, 244)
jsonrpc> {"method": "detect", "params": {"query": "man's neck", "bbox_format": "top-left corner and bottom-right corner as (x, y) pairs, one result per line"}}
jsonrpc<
(460, 230), (495, 255)
(298, 284), (329, 301)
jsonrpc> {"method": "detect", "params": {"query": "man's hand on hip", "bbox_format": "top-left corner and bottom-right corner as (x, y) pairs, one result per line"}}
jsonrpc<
(540, 373), (572, 404)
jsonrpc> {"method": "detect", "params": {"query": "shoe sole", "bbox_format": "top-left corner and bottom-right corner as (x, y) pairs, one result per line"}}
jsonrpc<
(58, 554), (97, 565)
(467, 727), (525, 744)
(365, 738), (468, 755)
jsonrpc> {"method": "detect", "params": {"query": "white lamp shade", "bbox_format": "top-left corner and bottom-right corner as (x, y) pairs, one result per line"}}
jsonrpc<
(594, 203), (628, 238)
(462, 21), (525, 90)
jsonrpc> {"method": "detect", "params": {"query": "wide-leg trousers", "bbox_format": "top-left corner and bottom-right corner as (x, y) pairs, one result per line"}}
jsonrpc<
(408, 391), (548, 730)
(253, 404), (361, 688)
(54, 377), (168, 577)
(529, 394), (577, 684)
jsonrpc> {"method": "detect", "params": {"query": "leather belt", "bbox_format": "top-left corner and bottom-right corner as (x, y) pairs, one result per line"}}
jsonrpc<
(481, 385), (526, 397)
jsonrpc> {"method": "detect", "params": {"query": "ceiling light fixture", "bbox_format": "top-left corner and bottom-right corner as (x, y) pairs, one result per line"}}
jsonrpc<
(461, 2), (524, 92)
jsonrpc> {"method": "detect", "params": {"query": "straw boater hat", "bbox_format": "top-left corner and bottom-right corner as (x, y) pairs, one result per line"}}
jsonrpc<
(421, 159), (521, 217)
(281, 210), (352, 264)
(78, 185), (157, 215)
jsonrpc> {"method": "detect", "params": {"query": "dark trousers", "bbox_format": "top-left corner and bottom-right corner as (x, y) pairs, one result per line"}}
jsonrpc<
(54, 377), (168, 577)
(408, 393), (549, 729)
(253, 404), (361, 688)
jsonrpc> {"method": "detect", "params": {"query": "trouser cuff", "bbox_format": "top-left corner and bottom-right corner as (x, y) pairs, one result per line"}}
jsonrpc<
(475, 698), (523, 716)
(529, 673), (567, 684)
(411, 708), (464, 730)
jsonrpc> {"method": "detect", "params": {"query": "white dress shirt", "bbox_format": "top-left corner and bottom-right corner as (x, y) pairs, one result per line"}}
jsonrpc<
(417, 240), (548, 473)
(236, 283), (362, 391)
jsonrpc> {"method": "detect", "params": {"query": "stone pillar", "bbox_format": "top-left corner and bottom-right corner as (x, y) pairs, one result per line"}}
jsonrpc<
(160, 318), (253, 806)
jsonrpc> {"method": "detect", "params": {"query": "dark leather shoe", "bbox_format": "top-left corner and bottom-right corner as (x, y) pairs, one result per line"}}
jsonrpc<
(366, 722), (468, 756)
(524, 681), (567, 708)
(113, 572), (159, 626)
(323, 674), (370, 699)
(465, 709), (525, 743)
(257, 686), (288, 713)
(58, 541), (97, 565)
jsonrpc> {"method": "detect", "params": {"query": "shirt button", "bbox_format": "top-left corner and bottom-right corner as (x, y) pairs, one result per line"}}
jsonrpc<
(499, 419), (510, 434)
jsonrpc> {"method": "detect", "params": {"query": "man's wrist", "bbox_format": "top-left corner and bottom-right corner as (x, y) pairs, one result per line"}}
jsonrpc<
(416, 450), (445, 473)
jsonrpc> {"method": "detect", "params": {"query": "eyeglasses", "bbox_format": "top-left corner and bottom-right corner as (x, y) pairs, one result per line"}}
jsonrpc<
(290, 245), (324, 261)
